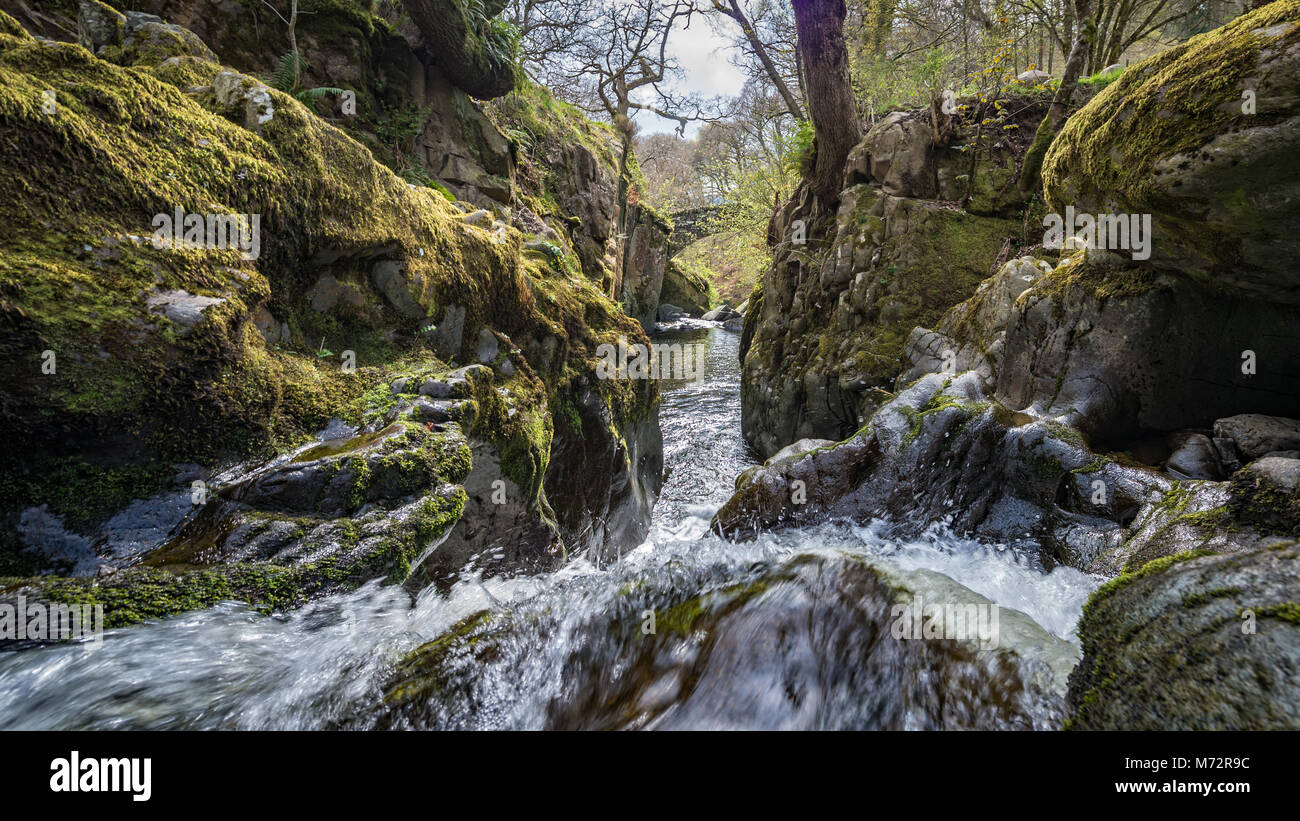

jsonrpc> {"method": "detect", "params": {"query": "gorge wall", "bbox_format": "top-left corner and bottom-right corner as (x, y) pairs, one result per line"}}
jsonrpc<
(0, 1), (669, 620)
(729, 2), (1300, 729)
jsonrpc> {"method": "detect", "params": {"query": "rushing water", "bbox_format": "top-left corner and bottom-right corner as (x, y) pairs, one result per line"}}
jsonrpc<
(0, 324), (1099, 730)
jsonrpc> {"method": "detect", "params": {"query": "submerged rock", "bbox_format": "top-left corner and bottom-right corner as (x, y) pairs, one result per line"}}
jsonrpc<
(363, 552), (1067, 730)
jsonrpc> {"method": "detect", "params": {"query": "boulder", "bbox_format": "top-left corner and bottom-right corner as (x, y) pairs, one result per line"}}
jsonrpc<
(1014, 69), (1051, 84)
(1042, 4), (1300, 303)
(1067, 546), (1300, 729)
(657, 303), (686, 322)
(659, 259), (712, 315)
(996, 257), (1300, 446)
(1213, 414), (1300, 461)
(898, 255), (1051, 390)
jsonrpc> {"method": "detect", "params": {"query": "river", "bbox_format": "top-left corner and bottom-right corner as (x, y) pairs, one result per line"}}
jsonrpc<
(0, 324), (1098, 729)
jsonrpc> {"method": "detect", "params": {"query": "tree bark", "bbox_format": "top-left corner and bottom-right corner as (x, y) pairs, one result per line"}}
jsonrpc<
(790, 0), (861, 209)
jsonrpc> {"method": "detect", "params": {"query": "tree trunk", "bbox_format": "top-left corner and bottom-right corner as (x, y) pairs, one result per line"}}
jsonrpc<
(1017, 0), (1092, 197)
(288, 0), (299, 91)
(790, 0), (861, 209)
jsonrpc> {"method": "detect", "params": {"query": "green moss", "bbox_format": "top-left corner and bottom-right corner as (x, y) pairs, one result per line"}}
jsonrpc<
(1086, 549), (1216, 614)
(1245, 602), (1300, 625)
(1031, 255), (1169, 306)
(0, 461), (176, 536)
(1181, 586), (1242, 608)
(654, 577), (774, 636)
(1228, 468), (1300, 537)
(1043, 1), (1300, 282)
(898, 390), (989, 447)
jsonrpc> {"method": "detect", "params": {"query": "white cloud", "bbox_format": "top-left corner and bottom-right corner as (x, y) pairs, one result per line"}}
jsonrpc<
(633, 14), (746, 137)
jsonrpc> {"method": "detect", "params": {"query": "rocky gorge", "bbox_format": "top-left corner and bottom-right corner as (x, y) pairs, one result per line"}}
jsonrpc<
(725, 1), (1300, 729)
(0, 0), (683, 617)
(0, 0), (1296, 734)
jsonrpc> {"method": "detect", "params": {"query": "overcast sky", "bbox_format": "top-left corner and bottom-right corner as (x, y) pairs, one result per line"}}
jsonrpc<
(632, 13), (748, 138)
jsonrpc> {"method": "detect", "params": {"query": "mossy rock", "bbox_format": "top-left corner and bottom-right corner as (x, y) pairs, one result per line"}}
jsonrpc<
(1042, 2), (1300, 300)
(1067, 546), (1300, 729)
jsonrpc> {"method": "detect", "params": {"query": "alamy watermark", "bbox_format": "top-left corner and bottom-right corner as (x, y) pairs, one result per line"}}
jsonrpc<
(890, 596), (1000, 649)
(1043, 205), (1152, 261)
(0, 596), (103, 647)
(151, 207), (261, 260)
(596, 336), (705, 382)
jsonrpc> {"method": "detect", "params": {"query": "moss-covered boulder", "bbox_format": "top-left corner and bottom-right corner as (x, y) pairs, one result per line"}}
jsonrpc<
(658, 259), (713, 317)
(1042, 1), (1300, 301)
(1066, 545), (1300, 729)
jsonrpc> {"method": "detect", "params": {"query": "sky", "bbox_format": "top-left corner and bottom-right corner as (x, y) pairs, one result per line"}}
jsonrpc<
(632, 13), (748, 138)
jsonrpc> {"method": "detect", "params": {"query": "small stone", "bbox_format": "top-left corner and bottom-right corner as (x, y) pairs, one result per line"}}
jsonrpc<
(463, 210), (494, 228)
(418, 378), (452, 398)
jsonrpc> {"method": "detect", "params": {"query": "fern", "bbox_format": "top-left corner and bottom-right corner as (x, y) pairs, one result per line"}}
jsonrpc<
(266, 51), (309, 93)
(296, 86), (345, 103)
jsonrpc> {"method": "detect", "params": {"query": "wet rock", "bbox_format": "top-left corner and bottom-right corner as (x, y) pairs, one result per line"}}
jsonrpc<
(1067, 546), (1300, 729)
(367, 552), (1066, 730)
(617, 203), (670, 331)
(409, 398), (462, 424)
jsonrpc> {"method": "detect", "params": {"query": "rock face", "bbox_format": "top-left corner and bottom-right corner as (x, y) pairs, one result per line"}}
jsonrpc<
(738, 92), (1056, 458)
(719, 1), (1300, 728)
(659, 260), (712, 316)
(897, 255), (1051, 390)
(1042, 3), (1300, 303)
(616, 203), (672, 331)
(995, 259), (1300, 445)
(0, 11), (662, 622)
(741, 180), (1017, 457)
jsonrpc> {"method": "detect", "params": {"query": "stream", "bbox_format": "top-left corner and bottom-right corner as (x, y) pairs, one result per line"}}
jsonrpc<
(0, 324), (1099, 730)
